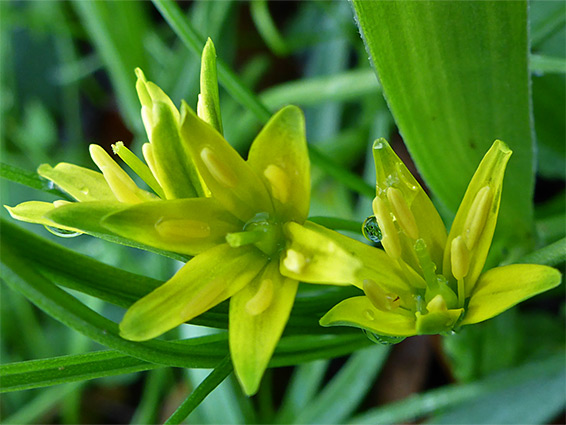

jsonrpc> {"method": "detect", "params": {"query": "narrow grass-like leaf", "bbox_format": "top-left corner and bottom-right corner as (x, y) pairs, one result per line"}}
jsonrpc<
(276, 360), (329, 424)
(71, 1), (150, 132)
(518, 237), (566, 266)
(250, 0), (289, 56)
(349, 352), (564, 425)
(352, 1), (535, 254)
(0, 333), (369, 393)
(294, 345), (389, 424)
(164, 356), (232, 425)
(530, 54), (566, 74)
(1, 162), (71, 199)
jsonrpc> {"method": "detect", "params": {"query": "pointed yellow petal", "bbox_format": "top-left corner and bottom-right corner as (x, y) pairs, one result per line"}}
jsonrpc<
(230, 260), (298, 395)
(281, 221), (362, 286)
(444, 140), (512, 295)
(372, 139), (447, 270)
(462, 264), (562, 325)
(180, 105), (273, 221)
(320, 296), (417, 337)
(120, 244), (267, 341)
(247, 106), (310, 223)
(38, 163), (117, 202)
(102, 198), (242, 256)
(5, 201), (81, 233)
(197, 38), (223, 134)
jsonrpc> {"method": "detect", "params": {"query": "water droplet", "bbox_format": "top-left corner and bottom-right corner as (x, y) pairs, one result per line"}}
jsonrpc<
(362, 329), (406, 345)
(79, 186), (89, 195)
(364, 309), (376, 320)
(46, 181), (55, 190)
(362, 215), (382, 243)
(44, 226), (81, 238)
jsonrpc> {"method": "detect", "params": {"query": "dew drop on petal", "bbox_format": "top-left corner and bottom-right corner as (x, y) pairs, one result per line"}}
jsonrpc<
(362, 215), (382, 243)
(44, 225), (81, 238)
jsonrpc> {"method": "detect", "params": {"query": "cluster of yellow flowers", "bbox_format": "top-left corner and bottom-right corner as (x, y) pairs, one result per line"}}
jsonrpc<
(7, 40), (560, 395)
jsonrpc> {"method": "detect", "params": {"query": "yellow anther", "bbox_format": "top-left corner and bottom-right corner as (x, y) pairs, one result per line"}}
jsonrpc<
(264, 164), (289, 203)
(53, 200), (70, 208)
(372, 196), (402, 259)
(155, 219), (211, 241)
(363, 279), (400, 312)
(451, 235), (470, 280)
(245, 278), (274, 316)
(200, 147), (237, 188)
(283, 249), (307, 273)
(89, 145), (145, 203)
(387, 187), (419, 239)
(426, 294), (448, 313)
(463, 186), (492, 249)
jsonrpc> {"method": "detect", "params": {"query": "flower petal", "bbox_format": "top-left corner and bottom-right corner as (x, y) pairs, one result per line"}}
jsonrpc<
(136, 69), (204, 198)
(462, 264), (562, 325)
(38, 163), (117, 202)
(120, 243), (267, 341)
(443, 140), (512, 295)
(229, 260), (298, 395)
(281, 221), (413, 296)
(197, 38), (223, 134)
(5, 201), (81, 233)
(102, 198), (242, 256)
(320, 296), (417, 337)
(372, 139), (447, 270)
(180, 105), (274, 222)
(44, 201), (128, 237)
(281, 221), (362, 286)
(247, 106), (310, 223)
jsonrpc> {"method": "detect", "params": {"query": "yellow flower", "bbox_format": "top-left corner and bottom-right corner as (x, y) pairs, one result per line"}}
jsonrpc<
(282, 139), (561, 340)
(5, 39), (327, 396)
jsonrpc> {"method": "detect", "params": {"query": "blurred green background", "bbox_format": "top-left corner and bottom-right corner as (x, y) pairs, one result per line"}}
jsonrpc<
(1, 1), (564, 424)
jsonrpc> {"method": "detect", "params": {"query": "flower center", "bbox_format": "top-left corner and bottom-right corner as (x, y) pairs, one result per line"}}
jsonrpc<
(226, 212), (283, 257)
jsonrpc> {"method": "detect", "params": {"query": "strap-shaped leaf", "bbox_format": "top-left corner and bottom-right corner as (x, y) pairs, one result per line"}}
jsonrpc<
(352, 1), (535, 254)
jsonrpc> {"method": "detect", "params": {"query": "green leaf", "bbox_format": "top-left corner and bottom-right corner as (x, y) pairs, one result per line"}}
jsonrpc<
(0, 162), (71, 199)
(293, 345), (390, 424)
(352, 1), (535, 254)
(349, 352), (564, 424)
(164, 356), (232, 425)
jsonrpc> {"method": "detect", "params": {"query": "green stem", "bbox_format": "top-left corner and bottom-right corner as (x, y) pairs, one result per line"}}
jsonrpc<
(164, 356), (233, 425)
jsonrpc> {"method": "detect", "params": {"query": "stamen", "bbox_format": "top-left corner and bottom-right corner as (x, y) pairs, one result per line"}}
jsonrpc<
(387, 187), (419, 239)
(113, 142), (165, 199)
(463, 186), (492, 249)
(363, 279), (401, 312)
(155, 219), (211, 240)
(200, 147), (237, 188)
(89, 144), (145, 203)
(372, 196), (402, 259)
(245, 278), (274, 316)
(451, 236), (470, 280)
(283, 249), (307, 273)
(263, 164), (289, 203)
(226, 230), (264, 248)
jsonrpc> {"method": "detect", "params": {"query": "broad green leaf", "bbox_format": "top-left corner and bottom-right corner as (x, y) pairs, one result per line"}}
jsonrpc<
(352, 1), (535, 255)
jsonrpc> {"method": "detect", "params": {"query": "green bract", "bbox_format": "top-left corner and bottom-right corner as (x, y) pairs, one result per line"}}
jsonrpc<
(282, 139), (561, 339)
